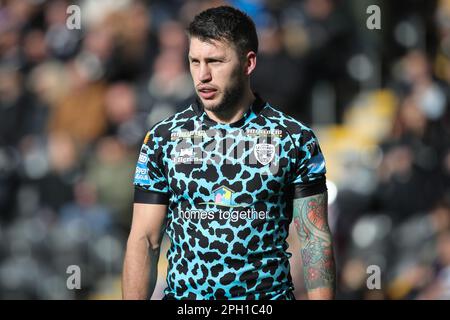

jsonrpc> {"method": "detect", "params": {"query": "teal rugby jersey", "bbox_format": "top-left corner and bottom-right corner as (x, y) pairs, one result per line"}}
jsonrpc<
(133, 94), (327, 300)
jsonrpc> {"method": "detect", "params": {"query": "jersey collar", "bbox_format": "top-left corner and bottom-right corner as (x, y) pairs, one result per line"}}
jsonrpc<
(192, 92), (266, 128)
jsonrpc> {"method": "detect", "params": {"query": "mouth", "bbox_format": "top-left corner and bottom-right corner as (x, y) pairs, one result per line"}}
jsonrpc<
(198, 86), (218, 100)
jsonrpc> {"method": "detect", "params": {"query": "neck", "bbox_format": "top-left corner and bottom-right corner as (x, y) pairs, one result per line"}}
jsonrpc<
(204, 87), (255, 124)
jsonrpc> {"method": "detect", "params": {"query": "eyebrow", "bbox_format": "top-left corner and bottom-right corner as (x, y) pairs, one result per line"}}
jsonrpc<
(188, 55), (226, 61)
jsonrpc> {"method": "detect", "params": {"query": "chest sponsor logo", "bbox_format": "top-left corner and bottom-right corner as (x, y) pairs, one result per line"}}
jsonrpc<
(171, 130), (206, 141)
(245, 129), (282, 138)
(173, 147), (202, 164)
(213, 186), (234, 207)
(179, 148), (193, 157)
(181, 186), (270, 221)
(197, 186), (236, 207)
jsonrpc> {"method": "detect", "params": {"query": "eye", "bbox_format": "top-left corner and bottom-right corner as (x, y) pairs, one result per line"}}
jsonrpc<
(190, 59), (199, 65)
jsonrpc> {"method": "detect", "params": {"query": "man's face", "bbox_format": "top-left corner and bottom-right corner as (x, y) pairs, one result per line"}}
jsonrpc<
(188, 37), (246, 113)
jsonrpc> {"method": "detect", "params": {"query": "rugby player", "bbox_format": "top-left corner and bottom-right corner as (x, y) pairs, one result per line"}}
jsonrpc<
(122, 5), (335, 300)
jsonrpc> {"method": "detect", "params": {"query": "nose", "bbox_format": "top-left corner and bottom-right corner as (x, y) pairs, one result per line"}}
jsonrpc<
(199, 63), (212, 83)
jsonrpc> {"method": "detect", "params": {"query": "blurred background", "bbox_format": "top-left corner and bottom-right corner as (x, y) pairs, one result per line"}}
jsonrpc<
(0, 0), (450, 300)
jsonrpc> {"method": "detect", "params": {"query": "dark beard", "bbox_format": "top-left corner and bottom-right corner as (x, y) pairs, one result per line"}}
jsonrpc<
(198, 73), (245, 114)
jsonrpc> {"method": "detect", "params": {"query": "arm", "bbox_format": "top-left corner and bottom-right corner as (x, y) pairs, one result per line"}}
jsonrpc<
(293, 191), (336, 299)
(122, 203), (168, 300)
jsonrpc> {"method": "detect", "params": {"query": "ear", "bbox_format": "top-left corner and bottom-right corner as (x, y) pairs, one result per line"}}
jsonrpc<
(244, 51), (257, 76)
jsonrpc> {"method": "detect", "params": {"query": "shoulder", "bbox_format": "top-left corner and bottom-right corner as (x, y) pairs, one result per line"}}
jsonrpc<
(261, 104), (317, 142)
(148, 104), (197, 139)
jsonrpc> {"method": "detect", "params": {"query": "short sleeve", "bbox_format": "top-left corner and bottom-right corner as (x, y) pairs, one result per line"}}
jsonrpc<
(292, 128), (327, 199)
(133, 130), (170, 205)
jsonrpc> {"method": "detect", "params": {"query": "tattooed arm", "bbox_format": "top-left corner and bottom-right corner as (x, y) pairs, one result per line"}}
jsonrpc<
(293, 191), (336, 299)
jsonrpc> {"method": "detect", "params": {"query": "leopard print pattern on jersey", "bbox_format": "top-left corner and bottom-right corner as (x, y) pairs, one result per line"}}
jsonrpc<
(134, 97), (326, 300)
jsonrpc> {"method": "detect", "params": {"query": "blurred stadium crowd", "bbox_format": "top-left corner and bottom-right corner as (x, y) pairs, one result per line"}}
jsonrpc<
(0, 0), (450, 299)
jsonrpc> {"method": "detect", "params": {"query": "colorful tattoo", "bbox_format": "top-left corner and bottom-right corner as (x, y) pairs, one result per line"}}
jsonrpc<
(293, 192), (336, 293)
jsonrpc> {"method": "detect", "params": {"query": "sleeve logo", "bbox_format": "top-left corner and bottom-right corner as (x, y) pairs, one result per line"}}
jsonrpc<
(143, 132), (151, 144)
(138, 153), (148, 164)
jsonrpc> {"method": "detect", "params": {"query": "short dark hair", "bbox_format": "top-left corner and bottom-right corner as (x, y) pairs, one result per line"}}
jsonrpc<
(187, 6), (258, 58)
